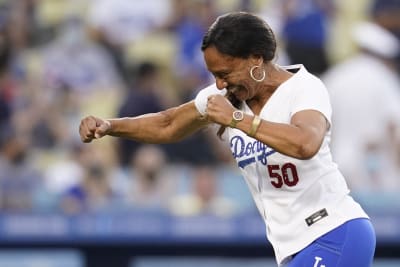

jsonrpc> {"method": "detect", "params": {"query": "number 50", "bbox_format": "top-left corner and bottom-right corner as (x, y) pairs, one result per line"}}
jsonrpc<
(267, 163), (299, 188)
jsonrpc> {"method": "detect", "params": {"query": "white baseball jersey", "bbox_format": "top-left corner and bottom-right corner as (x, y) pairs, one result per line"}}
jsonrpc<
(194, 65), (368, 265)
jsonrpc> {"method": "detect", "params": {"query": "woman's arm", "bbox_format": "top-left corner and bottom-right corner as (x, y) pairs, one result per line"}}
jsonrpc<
(79, 101), (209, 144)
(206, 94), (328, 159)
(243, 110), (328, 159)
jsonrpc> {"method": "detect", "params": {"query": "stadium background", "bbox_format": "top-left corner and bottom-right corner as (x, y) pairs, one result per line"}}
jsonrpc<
(0, 0), (399, 266)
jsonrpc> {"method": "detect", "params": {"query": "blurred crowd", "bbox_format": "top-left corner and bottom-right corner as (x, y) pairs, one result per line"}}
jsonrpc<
(0, 0), (399, 216)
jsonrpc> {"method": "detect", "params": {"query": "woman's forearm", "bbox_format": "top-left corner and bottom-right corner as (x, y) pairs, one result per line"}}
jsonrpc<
(107, 102), (208, 144)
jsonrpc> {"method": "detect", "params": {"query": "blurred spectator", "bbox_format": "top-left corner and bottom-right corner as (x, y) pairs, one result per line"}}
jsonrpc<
(0, 33), (12, 126)
(114, 145), (177, 210)
(0, 89), (9, 125)
(42, 143), (85, 198)
(0, 2), (20, 127)
(0, 126), (43, 212)
(168, 165), (237, 217)
(32, 83), (83, 149)
(41, 16), (122, 93)
(6, 0), (36, 53)
(86, 0), (172, 82)
(116, 61), (167, 167)
(371, 0), (400, 74)
(322, 14), (400, 191)
(87, 0), (171, 46)
(167, 0), (217, 88)
(280, 0), (335, 75)
(372, 0), (400, 40)
(10, 80), (82, 153)
(60, 162), (119, 215)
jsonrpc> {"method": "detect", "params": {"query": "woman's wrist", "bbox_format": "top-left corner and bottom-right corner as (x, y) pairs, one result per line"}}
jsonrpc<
(248, 115), (261, 137)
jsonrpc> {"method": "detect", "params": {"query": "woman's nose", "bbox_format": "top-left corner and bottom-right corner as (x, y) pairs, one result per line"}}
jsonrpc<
(215, 78), (227, 89)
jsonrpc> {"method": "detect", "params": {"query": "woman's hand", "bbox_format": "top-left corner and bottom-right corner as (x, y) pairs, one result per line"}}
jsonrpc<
(206, 94), (236, 126)
(79, 116), (111, 143)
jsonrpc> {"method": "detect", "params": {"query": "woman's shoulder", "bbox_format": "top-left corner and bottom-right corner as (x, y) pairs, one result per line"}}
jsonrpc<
(194, 84), (226, 116)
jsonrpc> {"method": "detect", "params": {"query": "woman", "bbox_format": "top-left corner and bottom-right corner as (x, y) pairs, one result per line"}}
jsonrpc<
(79, 12), (376, 267)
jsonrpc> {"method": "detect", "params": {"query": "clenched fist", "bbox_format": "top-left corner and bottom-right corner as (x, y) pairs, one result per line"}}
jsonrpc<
(206, 94), (235, 126)
(79, 116), (111, 143)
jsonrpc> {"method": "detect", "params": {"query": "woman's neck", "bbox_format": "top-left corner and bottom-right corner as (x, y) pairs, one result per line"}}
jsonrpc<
(246, 64), (293, 114)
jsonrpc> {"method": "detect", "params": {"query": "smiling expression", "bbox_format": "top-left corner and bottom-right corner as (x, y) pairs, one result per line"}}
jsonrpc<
(203, 46), (262, 101)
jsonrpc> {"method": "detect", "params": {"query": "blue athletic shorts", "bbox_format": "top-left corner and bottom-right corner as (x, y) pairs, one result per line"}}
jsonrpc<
(286, 218), (376, 267)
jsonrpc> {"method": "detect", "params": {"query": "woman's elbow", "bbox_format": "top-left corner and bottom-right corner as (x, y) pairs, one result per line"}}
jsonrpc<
(294, 141), (321, 160)
(296, 146), (317, 160)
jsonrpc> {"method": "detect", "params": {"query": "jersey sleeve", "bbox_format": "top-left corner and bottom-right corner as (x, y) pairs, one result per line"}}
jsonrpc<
(290, 78), (332, 124)
(194, 84), (226, 116)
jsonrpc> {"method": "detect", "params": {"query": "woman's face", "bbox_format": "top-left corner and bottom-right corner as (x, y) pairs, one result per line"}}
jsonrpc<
(203, 46), (258, 102)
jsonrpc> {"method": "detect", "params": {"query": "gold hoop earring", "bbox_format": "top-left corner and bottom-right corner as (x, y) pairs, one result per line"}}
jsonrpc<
(250, 65), (266, 82)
